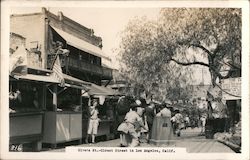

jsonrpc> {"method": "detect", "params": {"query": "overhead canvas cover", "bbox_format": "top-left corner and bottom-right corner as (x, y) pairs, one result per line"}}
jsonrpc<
(50, 26), (110, 60)
(87, 83), (119, 96)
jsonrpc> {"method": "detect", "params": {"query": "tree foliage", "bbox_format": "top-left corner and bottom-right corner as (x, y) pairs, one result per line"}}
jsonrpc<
(118, 8), (241, 101)
(158, 8), (241, 85)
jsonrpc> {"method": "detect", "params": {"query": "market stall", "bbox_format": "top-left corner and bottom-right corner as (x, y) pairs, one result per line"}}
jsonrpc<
(9, 72), (59, 152)
(42, 74), (89, 148)
(82, 84), (119, 141)
(221, 77), (241, 129)
(205, 79), (241, 139)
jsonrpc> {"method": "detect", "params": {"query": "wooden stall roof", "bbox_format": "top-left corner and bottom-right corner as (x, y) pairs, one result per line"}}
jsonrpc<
(87, 83), (120, 96)
(63, 73), (91, 91)
(11, 74), (59, 83)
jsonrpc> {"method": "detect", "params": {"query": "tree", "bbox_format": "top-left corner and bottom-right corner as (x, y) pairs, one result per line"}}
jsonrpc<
(119, 16), (195, 101)
(157, 8), (241, 86)
(118, 8), (241, 101)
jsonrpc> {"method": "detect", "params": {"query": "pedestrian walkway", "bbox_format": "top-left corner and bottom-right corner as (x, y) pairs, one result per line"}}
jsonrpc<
(175, 139), (234, 153)
(43, 127), (234, 153)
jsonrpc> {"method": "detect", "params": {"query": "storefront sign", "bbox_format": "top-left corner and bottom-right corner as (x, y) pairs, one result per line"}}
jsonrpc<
(221, 77), (241, 100)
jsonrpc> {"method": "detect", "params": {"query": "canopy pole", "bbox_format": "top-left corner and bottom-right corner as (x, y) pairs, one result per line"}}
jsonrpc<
(42, 85), (46, 110)
(52, 84), (58, 111)
(79, 90), (82, 112)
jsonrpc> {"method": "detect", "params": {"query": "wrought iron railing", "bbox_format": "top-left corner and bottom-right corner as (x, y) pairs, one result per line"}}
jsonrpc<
(68, 58), (112, 79)
(47, 55), (113, 79)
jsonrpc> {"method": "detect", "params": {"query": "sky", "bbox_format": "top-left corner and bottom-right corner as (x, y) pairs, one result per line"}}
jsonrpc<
(10, 7), (211, 85)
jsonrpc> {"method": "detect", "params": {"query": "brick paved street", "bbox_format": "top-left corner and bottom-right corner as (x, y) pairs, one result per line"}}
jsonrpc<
(44, 127), (235, 153)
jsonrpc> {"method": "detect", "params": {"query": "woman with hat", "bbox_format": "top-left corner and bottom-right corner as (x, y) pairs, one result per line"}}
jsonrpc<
(117, 103), (148, 147)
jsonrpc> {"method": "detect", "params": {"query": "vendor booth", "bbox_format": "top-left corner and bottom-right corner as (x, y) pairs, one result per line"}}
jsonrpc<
(205, 78), (241, 139)
(82, 84), (119, 141)
(42, 74), (89, 148)
(9, 69), (59, 152)
(221, 77), (241, 130)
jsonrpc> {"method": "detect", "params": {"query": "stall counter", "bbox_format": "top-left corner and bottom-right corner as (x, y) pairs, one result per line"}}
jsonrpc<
(42, 111), (82, 148)
(9, 111), (44, 151)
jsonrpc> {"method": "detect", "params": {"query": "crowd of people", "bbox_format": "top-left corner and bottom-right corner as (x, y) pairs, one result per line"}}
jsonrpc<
(116, 99), (190, 147)
(84, 97), (208, 146)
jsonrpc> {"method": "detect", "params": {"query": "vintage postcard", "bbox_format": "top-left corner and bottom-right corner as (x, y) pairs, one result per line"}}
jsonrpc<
(0, 0), (249, 160)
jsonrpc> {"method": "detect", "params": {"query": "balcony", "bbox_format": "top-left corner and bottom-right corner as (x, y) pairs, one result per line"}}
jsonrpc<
(47, 55), (113, 80)
(67, 58), (112, 80)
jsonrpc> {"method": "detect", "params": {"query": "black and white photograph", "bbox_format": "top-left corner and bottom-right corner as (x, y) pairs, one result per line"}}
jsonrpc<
(0, 1), (249, 160)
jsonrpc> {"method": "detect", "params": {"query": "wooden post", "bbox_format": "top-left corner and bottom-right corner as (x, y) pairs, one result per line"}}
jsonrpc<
(52, 85), (58, 111)
(79, 89), (83, 112)
(33, 141), (42, 152)
(42, 85), (46, 110)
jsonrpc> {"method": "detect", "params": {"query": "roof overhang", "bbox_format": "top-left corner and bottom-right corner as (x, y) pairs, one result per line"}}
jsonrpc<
(86, 83), (120, 96)
(62, 74), (91, 91)
(50, 26), (110, 61)
(11, 74), (59, 83)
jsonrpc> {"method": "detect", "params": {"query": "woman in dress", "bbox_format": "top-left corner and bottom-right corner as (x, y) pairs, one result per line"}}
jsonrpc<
(117, 103), (147, 147)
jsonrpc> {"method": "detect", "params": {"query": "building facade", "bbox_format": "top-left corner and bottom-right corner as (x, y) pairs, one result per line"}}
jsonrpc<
(10, 8), (112, 85)
(9, 8), (115, 151)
